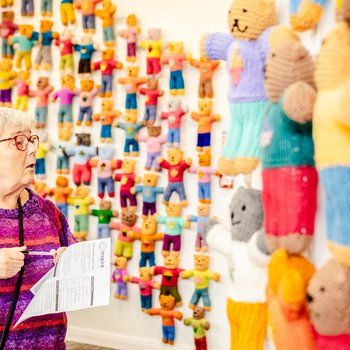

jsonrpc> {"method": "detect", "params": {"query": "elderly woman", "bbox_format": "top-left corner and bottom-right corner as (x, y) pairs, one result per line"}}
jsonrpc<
(0, 108), (76, 349)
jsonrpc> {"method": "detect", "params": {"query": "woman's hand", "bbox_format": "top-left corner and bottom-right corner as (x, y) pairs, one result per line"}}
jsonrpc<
(50, 247), (67, 265)
(0, 246), (26, 279)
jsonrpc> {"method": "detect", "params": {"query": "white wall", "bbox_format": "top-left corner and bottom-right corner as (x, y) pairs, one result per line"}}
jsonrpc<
(14, 0), (336, 349)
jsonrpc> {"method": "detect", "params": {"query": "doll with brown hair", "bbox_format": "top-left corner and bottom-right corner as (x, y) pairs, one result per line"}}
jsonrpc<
(184, 307), (210, 350)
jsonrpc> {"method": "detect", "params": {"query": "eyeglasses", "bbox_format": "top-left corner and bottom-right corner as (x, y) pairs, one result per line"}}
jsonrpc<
(0, 134), (40, 151)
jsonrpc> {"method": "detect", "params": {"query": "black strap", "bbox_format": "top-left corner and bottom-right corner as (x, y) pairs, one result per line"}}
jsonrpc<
(0, 197), (25, 350)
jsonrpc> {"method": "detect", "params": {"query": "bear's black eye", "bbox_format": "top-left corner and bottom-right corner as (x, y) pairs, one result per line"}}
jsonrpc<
(242, 9), (247, 12)
(241, 205), (246, 211)
(320, 287), (325, 292)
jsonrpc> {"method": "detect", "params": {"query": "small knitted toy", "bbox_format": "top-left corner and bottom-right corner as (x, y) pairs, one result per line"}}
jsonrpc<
(41, 0), (53, 17)
(160, 97), (188, 148)
(60, 0), (76, 26)
(90, 199), (118, 239)
(137, 126), (167, 171)
(147, 294), (183, 346)
(140, 29), (164, 76)
(91, 48), (123, 97)
(262, 41), (318, 254)
(0, 11), (18, 59)
(139, 78), (164, 125)
(21, 0), (34, 16)
(191, 100), (221, 153)
(184, 307), (210, 350)
(127, 267), (161, 311)
(134, 173), (164, 217)
(95, 0), (116, 47)
(0, 0), (13, 7)
(117, 13), (140, 62)
(158, 148), (192, 206)
(55, 126), (73, 175)
(47, 176), (73, 218)
(14, 70), (31, 111)
(156, 202), (191, 256)
(112, 256), (129, 300)
(77, 79), (99, 127)
(93, 99), (121, 143)
(35, 130), (51, 179)
(74, 0), (102, 33)
(32, 180), (50, 198)
(74, 34), (98, 77)
(54, 28), (75, 75)
(0, 58), (15, 107)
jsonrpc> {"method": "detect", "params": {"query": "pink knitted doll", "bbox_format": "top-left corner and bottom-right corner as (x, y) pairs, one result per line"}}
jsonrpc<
(117, 14), (140, 62)
(14, 70), (31, 111)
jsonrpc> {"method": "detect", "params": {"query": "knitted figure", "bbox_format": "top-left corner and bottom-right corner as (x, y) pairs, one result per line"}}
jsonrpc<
(184, 307), (210, 350)
(74, 0), (102, 33)
(307, 259), (350, 350)
(180, 255), (220, 311)
(336, 0), (350, 21)
(156, 202), (191, 256)
(95, 0), (116, 47)
(117, 66), (147, 110)
(32, 180), (50, 199)
(267, 249), (316, 350)
(202, 187), (270, 350)
(35, 131), (51, 180)
(137, 126), (167, 171)
(189, 153), (219, 204)
(114, 110), (144, 156)
(55, 28), (75, 75)
(21, 0), (34, 16)
(51, 75), (80, 128)
(112, 256), (129, 300)
(60, 0), (76, 26)
(188, 204), (217, 252)
(113, 158), (141, 211)
(47, 176), (73, 218)
(0, 0), (13, 7)
(162, 41), (187, 95)
(110, 211), (139, 259)
(0, 58), (15, 107)
(189, 55), (220, 98)
(14, 70), (31, 111)
(313, 22), (350, 267)
(77, 79), (99, 127)
(134, 173), (164, 217)
(55, 126), (73, 175)
(158, 148), (192, 206)
(74, 34), (98, 77)
(290, 0), (326, 32)
(89, 146), (122, 198)
(160, 97), (188, 148)
(117, 14), (140, 62)
(67, 185), (94, 241)
(0, 11), (18, 59)
(139, 78), (164, 125)
(191, 100), (221, 153)
(91, 49), (123, 98)
(128, 216), (163, 267)
(151, 254), (184, 306)
(93, 99), (121, 143)
(139, 29), (163, 76)
(90, 199), (118, 239)
(34, 19), (59, 71)
(41, 0), (53, 17)
(64, 133), (97, 186)
(262, 41), (318, 254)
(147, 294), (183, 346)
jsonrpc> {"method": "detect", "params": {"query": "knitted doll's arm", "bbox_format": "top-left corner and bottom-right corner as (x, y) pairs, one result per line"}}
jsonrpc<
(200, 33), (233, 61)
(191, 112), (200, 121)
(117, 78), (127, 85)
(153, 233), (163, 241)
(189, 58), (200, 68)
(184, 318), (193, 326)
(203, 223), (232, 259)
(147, 308), (161, 316)
(180, 269), (194, 279)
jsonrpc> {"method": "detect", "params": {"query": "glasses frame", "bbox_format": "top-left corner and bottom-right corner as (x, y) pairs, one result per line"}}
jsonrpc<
(0, 134), (40, 151)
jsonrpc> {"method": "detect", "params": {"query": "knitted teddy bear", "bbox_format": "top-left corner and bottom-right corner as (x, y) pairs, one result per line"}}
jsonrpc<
(0, 11), (18, 59)
(55, 28), (75, 75)
(262, 41), (318, 254)
(184, 307), (210, 350)
(77, 79), (99, 127)
(117, 14), (140, 62)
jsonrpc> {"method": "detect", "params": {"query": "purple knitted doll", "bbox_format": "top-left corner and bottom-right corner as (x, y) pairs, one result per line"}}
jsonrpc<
(112, 256), (129, 300)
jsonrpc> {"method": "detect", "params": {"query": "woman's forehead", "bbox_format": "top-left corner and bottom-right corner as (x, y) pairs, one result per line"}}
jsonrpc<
(3, 126), (32, 137)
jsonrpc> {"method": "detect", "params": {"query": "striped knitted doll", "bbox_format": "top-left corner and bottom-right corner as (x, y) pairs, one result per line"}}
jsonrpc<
(262, 41), (318, 254)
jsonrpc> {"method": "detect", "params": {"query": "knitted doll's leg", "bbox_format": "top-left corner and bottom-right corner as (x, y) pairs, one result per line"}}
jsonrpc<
(73, 164), (83, 186)
(81, 164), (92, 185)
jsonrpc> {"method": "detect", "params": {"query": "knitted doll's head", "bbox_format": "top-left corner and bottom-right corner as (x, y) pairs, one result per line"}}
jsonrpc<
(159, 294), (176, 310)
(227, 0), (277, 40)
(169, 42), (184, 55)
(193, 306), (206, 320)
(121, 210), (138, 227)
(198, 153), (211, 167)
(198, 100), (212, 116)
(0, 58), (13, 72)
(101, 98), (114, 112)
(98, 146), (114, 160)
(194, 254), (210, 272)
(197, 204), (210, 217)
(61, 75), (75, 89)
(40, 19), (53, 33)
(229, 187), (263, 242)
(148, 28), (161, 41)
(163, 254), (180, 269)
(115, 256), (127, 269)
(2, 11), (14, 21)
(100, 199), (112, 211)
(80, 34), (93, 46)
(37, 76), (49, 90)
(141, 216), (157, 235)
(167, 148), (183, 166)
(307, 259), (350, 336)
(18, 24), (34, 38)
(127, 14), (137, 26)
(121, 158), (136, 174)
(265, 41), (314, 102)
(143, 173), (159, 187)
(58, 125), (72, 141)
(80, 79), (95, 92)
(74, 185), (90, 199)
(127, 66), (139, 77)
(165, 202), (183, 218)
(60, 28), (74, 41)
(56, 175), (69, 188)
(33, 180), (47, 195)
(167, 97), (183, 112)
(124, 110), (138, 124)
(147, 125), (162, 138)
(102, 48), (115, 61)
(75, 133), (91, 146)
(102, 0), (114, 11)
(139, 267), (152, 281)
(17, 70), (30, 82)
(146, 77), (159, 90)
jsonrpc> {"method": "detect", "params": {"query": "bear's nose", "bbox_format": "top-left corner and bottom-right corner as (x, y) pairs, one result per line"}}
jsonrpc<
(306, 294), (313, 303)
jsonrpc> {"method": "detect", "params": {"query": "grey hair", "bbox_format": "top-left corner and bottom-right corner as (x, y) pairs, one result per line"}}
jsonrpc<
(0, 108), (36, 136)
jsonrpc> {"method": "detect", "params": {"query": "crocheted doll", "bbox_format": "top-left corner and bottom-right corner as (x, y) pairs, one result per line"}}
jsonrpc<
(127, 267), (161, 311)
(55, 126), (72, 175)
(262, 41), (318, 255)
(60, 0), (76, 26)
(158, 148), (192, 206)
(77, 79), (99, 127)
(0, 0), (13, 7)
(156, 202), (191, 256)
(191, 100), (221, 153)
(55, 28), (75, 75)
(184, 307), (210, 350)
(202, 187), (270, 350)
(91, 48), (123, 98)
(89, 146), (122, 198)
(21, 0), (34, 16)
(113, 158), (141, 212)
(74, 34), (98, 77)
(160, 97), (188, 148)
(137, 126), (167, 171)
(139, 78), (164, 125)
(147, 294), (183, 345)
(41, 0), (53, 17)
(47, 176), (73, 218)
(127, 216), (163, 267)
(117, 14), (140, 62)
(110, 211), (140, 259)
(93, 99), (121, 143)
(14, 70), (31, 111)
(112, 256), (129, 300)
(95, 0), (116, 47)
(0, 11), (18, 59)
(32, 180), (50, 198)
(140, 29), (164, 76)
(90, 199), (118, 239)
(74, 0), (102, 33)
(0, 58), (15, 107)
(35, 131), (50, 179)
(313, 22), (350, 267)
(134, 173), (164, 217)
(117, 66), (147, 110)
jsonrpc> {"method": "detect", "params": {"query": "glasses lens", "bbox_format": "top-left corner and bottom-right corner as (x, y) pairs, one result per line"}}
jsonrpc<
(15, 135), (28, 151)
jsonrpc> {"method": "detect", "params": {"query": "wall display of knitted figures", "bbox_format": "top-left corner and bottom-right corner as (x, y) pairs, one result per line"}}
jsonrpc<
(21, 0), (34, 17)
(262, 41), (318, 254)
(112, 256), (129, 300)
(47, 176), (73, 218)
(55, 28), (75, 75)
(90, 199), (118, 239)
(74, 0), (102, 34)
(41, 0), (53, 17)
(77, 79), (99, 127)
(74, 34), (98, 78)
(0, 11), (18, 59)
(0, 58), (16, 107)
(95, 0), (116, 47)
(184, 307), (210, 350)
(60, 0), (76, 26)
(14, 70), (30, 111)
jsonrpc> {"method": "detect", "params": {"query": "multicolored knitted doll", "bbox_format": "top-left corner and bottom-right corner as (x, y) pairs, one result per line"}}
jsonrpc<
(21, 0), (34, 16)
(117, 14), (140, 62)
(0, 58), (15, 107)
(77, 79), (99, 127)
(55, 126), (72, 175)
(160, 97), (188, 148)
(158, 149), (192, 206)
(91, 48), (123, 98)
(112, 256), (129, 300)
(95, 0), (116, 47)
(74, 0), (102, 33)
(184, 307), (210, 350)
(74, 34), (98, 77)
(47, 176), (73, 218)
(60, 0), (76, 26)
(14, 70), (31, 111)
(262, 41), (318, 254)
(139, 29), (163, 76)
(55, 28), (75, 75)
(137, 126), (167, 171)
(41, 0), (53, 17)
(35, 131), (50, 179)
(0, 11), (18, 59)
(90, 199), (118, 239)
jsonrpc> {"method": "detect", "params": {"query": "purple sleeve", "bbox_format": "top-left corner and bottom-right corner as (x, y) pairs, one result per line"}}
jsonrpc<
(205, 32), (233, 61)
